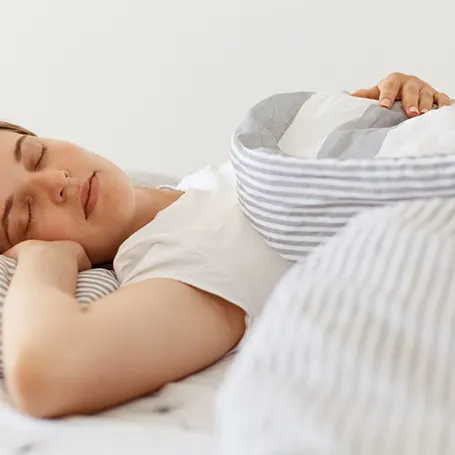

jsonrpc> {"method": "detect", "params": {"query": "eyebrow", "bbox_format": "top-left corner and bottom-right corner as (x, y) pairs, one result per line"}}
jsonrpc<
(14, 135), (26, 163)
(2, 136), (26, 247)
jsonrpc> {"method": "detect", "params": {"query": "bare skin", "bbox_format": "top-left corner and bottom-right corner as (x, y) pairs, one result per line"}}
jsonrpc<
(351, 72), (451, 117)
(2, 72), (451, 418)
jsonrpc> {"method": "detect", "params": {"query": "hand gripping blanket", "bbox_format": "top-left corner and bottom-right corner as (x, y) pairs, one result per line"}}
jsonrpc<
(217, 93), (455, 454)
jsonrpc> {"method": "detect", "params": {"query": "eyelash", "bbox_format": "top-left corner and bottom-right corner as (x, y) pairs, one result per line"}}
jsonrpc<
(26, 144), (48, 233)
(34, 144), (48, 171)
(26, 199), (34, 233)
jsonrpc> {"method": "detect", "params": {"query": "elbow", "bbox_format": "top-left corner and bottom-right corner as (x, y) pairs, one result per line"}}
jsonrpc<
(5, 350), (69, 419)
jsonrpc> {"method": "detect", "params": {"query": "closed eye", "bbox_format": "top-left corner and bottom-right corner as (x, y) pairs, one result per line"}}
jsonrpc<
(34, 144), (48, 171)
(25, 198), (34, 235)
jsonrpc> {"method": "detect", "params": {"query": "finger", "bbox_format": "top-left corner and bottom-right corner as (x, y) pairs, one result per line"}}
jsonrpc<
(401, 82), (420, 117)
(351, 87), (380, 100)
(377, 79), (401, 108)
(434, 92), (452, 108)
(418, 88), (435, 114)
(3, 247), (17, 261)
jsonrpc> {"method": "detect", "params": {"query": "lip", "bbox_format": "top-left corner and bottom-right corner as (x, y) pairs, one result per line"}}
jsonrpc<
(81, 172), (99, 219)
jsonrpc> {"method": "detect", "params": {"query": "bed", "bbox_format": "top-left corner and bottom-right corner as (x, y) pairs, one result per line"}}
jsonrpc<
(0, 350), (233, 454)
(4, 91), (455, 454)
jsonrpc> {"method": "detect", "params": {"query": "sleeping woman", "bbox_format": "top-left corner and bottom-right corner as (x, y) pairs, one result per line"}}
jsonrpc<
(1, 72), (451, 418)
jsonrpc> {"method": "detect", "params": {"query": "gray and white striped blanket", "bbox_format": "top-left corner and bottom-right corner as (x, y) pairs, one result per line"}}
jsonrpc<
(218, 93), (455, 454)
(230, 91), (455, 261)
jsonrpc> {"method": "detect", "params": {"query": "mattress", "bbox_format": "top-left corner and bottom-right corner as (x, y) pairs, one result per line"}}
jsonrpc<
(0, 355), (233, 454)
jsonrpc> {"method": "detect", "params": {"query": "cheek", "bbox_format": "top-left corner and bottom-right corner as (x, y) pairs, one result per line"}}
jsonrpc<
(98, 181), (135, 225)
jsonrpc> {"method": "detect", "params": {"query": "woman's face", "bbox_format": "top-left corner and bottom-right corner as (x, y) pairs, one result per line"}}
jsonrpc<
(0, 129), (137, 264)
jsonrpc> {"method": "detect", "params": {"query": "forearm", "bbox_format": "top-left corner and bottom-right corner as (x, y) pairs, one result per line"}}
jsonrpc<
(4, 245), (81, 348)
(3, 245), (83, 407)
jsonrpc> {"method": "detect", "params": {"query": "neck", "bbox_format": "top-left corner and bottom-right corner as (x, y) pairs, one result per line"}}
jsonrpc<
(94, 186), (183, 266)
(127, 186), (184, 236)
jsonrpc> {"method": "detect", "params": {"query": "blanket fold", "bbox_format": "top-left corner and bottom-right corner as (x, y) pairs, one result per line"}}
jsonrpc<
(231, 91), (455, 261)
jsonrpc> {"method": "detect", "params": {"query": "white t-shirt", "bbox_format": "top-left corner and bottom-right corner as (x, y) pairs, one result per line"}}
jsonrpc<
(113, 163), (291, 326)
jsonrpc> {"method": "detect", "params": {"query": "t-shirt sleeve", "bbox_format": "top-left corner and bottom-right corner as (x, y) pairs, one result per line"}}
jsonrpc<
(113, 237), (252, 318)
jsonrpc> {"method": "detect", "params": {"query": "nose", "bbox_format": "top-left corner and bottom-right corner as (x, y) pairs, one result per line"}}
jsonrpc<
(28, 169), (69, 204)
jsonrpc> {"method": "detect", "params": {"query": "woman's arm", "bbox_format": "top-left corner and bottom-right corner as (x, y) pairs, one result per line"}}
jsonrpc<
(3, 242), (246, 418)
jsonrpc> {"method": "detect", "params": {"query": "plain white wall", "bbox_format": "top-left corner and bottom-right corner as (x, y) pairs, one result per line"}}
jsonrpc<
(0, 0), (454, 177)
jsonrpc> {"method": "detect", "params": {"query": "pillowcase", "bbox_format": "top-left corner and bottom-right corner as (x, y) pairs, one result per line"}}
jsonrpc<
(0, 171), (179, 378)
(126, 170), (180, 189)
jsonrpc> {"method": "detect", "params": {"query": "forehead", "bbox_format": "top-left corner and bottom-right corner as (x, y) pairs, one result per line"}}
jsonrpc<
(0, 129), (22, 151)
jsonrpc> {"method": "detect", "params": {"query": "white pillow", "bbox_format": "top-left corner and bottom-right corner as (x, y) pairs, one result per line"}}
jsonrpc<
(126, 170), (180, 189)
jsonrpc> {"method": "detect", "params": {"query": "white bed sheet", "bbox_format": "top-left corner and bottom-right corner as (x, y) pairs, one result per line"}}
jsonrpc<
(0, 355), (233, 455)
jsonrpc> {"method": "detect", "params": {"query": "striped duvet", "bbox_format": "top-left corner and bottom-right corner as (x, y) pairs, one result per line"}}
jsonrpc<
(218, 92), (455, 454)
(230, 91), (455, 261)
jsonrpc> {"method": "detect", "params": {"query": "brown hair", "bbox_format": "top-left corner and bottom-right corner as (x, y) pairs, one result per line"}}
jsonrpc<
(0, 121), (36, 137)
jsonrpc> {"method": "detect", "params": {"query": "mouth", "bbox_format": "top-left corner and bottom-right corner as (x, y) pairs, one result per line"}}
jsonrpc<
(81, 172), (99, 219)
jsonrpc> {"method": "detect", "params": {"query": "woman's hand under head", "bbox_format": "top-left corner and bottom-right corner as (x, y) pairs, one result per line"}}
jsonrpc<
(352, 72), (451, 118)
(4, 239), (91, 272)
(0, 128), (168, 265)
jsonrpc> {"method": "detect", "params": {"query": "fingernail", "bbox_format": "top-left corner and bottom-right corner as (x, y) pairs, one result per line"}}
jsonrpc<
(409, 106), (419, 115)
(421, 108), (429, 114)
(380, 98), (391, 108)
